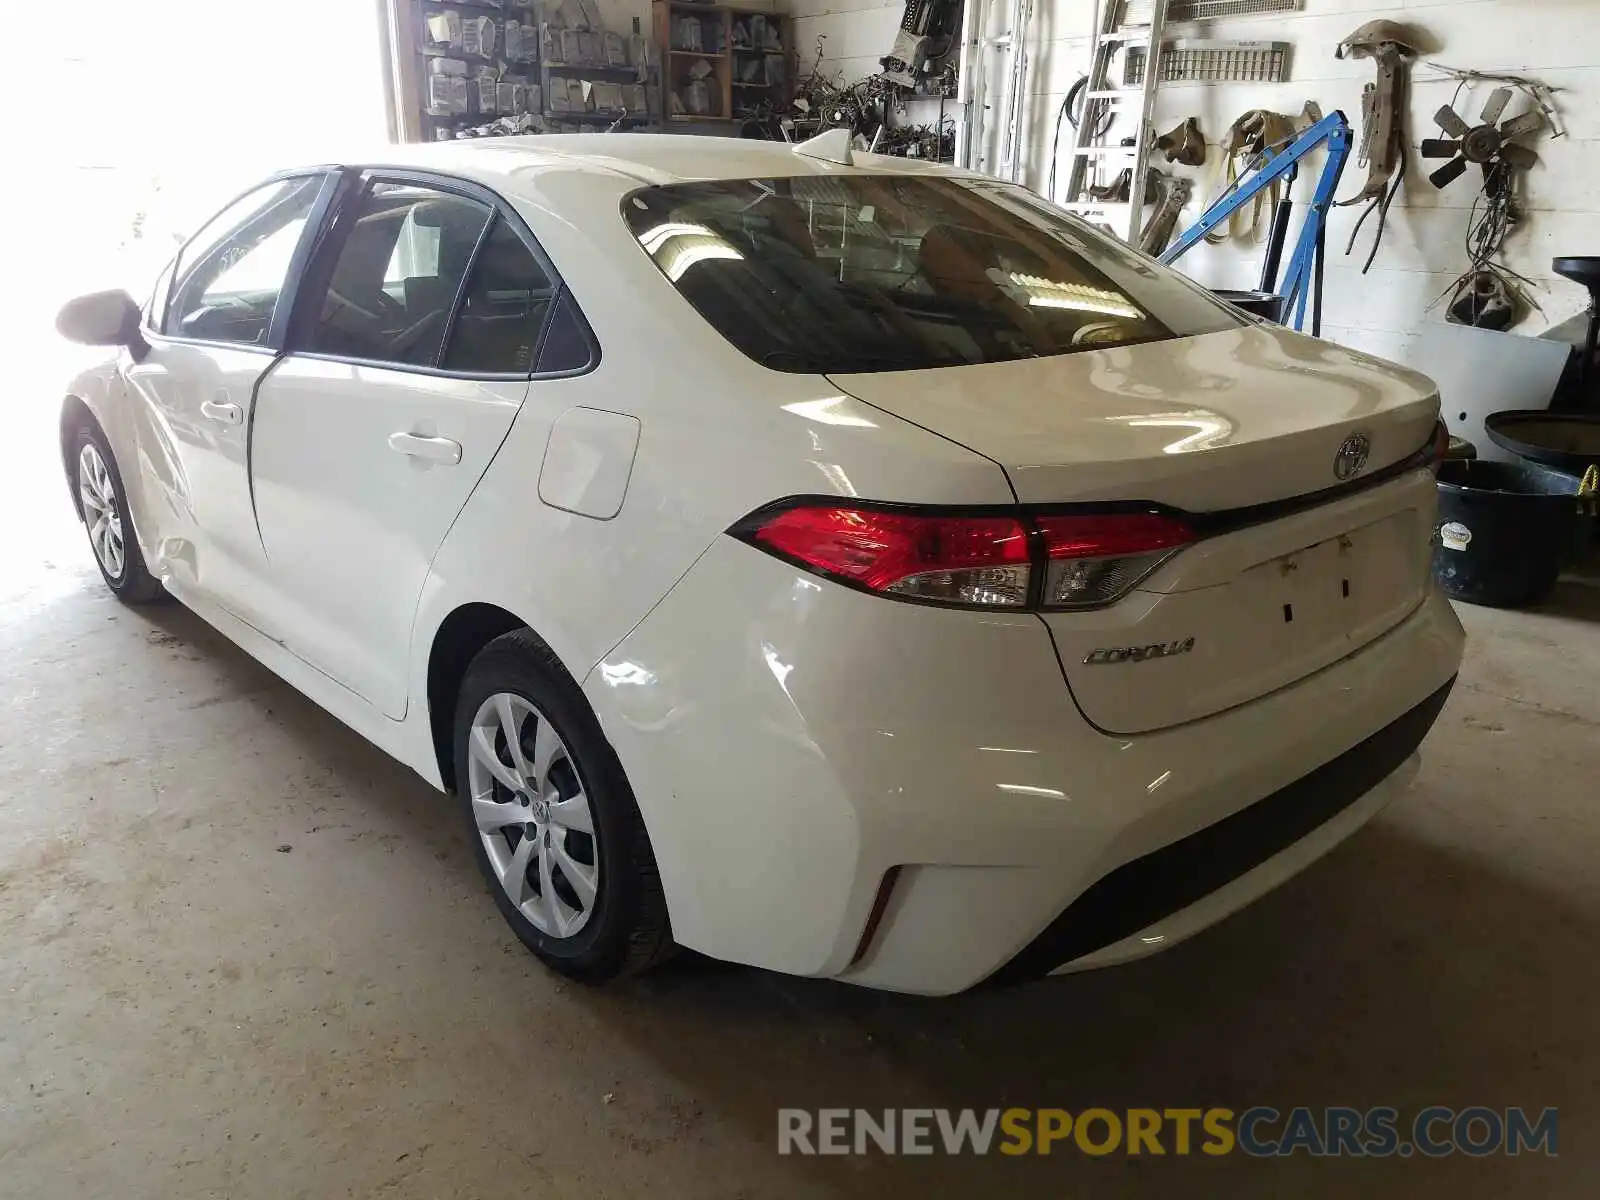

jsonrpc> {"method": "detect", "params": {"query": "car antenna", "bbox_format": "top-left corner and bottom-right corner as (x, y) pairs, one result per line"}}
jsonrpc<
(793, 128), (854, 167)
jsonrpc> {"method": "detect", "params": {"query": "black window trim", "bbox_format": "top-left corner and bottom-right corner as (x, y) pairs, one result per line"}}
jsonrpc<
(143, 167), (345, 356)
(281, 166), (599, 383)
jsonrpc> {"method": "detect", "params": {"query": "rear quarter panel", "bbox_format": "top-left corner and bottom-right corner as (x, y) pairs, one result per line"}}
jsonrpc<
(409, 165), (1014, 730)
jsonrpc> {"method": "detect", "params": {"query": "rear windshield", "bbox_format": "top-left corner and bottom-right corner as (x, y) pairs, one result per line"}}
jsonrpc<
(623, 174), (1241, 374)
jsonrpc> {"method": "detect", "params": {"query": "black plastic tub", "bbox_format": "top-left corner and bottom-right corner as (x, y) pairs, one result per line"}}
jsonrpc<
(1432, 460), (1585, 608)
(1484, 410), (1600, 477)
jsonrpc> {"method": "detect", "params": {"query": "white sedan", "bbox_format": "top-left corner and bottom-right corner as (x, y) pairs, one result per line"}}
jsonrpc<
(55, 134), (1463, 994)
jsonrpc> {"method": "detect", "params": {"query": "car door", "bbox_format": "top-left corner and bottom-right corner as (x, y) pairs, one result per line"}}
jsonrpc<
(249, 172), (578, 718)
(122, 172), (338, 624)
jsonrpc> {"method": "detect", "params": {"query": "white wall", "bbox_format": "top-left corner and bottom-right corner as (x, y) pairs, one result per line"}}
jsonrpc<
(786, 0), (1598, 365)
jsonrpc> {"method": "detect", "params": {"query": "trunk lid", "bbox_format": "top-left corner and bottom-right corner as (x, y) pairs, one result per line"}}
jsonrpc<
(827, 324), (1440, 510)
(829, 325), (1443, 733)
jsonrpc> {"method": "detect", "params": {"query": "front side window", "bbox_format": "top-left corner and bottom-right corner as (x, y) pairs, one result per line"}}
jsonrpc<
(301, 182), (491, 368)
(624, 174), (1242, 373)
(166, 175), (324, 345)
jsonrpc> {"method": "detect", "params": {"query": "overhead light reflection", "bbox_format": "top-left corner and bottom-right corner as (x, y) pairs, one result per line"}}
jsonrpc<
(781, 397), (879, 428)
(1002, 271), (1142, 319)
(997, 783), (1067, 798)
(637, 221), (716, 253)
(660, 240), (743, 281)
(1108, 410), (1234, 454)
(761, 643), (795, 695)
(599, 661), (656, 687)
(636, 221), (746, 281)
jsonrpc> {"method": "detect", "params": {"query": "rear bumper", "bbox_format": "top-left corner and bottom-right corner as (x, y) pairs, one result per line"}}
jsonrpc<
(587, 538), (1465, 995)
(993, 677), (1452, 984)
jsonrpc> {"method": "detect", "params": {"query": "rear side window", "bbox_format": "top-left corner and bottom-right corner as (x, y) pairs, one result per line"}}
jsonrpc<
(440, 218), (557, 374)
(302, 181), (492, 368)
(624, 174), (1241, 373)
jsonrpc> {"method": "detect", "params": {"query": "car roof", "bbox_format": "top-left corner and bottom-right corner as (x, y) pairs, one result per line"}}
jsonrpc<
(331, 134), (968, 204)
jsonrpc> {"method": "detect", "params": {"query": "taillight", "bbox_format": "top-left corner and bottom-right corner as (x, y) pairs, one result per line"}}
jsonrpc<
(744, 505), (1032, 607)
(734, 504), (1193, 610)
(1035, 512), (1193, 608)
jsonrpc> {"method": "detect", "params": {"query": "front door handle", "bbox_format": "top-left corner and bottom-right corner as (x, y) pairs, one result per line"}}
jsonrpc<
(388, 431), (462, 465)
(200, 399), (242, 425)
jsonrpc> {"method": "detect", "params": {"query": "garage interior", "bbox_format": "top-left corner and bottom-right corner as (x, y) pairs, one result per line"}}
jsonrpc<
(4, 0), (1599, 1196)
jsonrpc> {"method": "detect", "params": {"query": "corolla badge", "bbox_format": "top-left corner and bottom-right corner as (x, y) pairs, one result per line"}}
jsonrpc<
(1083, 637), (1195, 665)
(1333, 432), (1372, 480)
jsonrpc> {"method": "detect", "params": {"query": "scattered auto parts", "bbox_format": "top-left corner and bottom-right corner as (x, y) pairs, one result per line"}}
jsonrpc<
(1334, 19), (1426, 273)
(1422, 87), (1546, 191)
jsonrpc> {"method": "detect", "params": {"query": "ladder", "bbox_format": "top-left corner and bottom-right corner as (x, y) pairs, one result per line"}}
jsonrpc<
(954, 0), (1035, 181)
(1059, 0), (1171, 245)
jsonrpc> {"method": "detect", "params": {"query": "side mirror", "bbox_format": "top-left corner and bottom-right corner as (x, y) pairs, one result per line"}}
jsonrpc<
(56, 289), (149, 359)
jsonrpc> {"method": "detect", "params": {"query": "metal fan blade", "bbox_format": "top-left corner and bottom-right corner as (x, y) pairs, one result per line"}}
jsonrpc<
(1479, 86), (1512, 126)
(1500, 142), (1540, 170)
(1500, 110), (1546, 138)
(1420, 138), (1461, 159)
(1434, 105), (1472, 137)
(1429, 155), (1470, 188)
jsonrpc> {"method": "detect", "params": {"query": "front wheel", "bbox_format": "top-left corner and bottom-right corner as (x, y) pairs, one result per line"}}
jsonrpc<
(72, 422), (163, 603)
(452, 630), (672, 982)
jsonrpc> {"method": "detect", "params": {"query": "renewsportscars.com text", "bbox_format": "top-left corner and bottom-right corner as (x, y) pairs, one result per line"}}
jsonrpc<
(778, 1106), (1557, 1158)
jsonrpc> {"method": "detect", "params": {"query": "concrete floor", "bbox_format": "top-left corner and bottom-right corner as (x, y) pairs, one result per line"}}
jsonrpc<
(3, 469), (1598, 1197)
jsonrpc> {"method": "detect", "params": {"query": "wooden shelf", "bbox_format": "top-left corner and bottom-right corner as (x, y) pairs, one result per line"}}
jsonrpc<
(546, 62), (640, 75)
(546, 110), (649, 123)
(655, 0), (788, 123)
(422, 0), (517, 12)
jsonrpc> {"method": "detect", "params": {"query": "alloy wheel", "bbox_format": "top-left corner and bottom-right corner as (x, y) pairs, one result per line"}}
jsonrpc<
(466, 692), (600, 938)
(78, 442), (125, 580)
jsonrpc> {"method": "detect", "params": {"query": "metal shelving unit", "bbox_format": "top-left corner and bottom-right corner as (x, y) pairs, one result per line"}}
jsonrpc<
(405, 0), (657, 139)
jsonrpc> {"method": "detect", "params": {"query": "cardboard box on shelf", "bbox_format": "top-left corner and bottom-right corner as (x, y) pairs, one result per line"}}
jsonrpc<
(425, 11), (462, 48)
(476, 73), (500, 114)
(426, 73), (470, 115)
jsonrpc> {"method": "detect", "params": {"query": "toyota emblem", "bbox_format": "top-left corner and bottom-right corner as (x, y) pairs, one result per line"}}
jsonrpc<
(1333, 433), (1371, 481)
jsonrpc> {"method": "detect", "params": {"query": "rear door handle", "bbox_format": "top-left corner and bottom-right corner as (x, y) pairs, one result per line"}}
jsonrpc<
(388, 431), (462, 465)
(200, 399), (242, 425)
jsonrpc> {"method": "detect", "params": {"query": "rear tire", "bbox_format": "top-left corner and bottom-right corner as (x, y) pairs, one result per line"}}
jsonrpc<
(452, 629), (673, 982)
(72, 421), (164, 604)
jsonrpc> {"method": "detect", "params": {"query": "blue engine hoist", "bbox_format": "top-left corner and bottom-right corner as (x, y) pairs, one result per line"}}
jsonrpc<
(1158, 111), (1353, 337)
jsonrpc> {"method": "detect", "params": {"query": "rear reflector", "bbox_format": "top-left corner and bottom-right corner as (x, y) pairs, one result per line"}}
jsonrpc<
(746, 505), (1033, 607)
